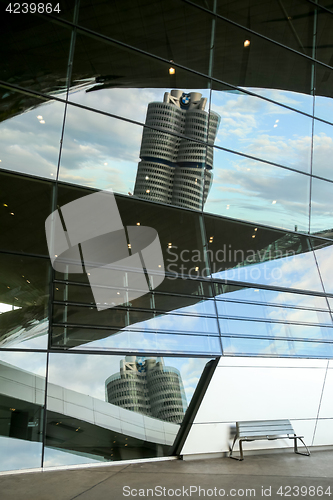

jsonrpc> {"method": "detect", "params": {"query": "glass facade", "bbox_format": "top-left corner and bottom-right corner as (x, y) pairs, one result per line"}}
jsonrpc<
(1, 0), (333, 471)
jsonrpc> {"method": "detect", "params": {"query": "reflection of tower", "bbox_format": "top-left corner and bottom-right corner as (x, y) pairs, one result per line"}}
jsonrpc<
(134, 90), (220, 210)
(105, 356), (187, 424)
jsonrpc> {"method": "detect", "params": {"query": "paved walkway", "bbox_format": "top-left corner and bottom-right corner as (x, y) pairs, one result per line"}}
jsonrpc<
(1, 450), (333, 499)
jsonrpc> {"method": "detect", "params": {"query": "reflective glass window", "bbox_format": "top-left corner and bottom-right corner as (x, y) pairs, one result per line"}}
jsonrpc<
(76, 0), (213, 75)
(222, 336), (333, 357)
(215, 0), (316, 58)
(204, 215), (323, 292)
(312, 119), (333, 181)
(59, 104), (143, 192)
(69, 31), (210, 123)
(213, 17), (313, 109)
(217, 301), (332, 325)
(219, 318), (333, 341)
(204, 149), (310, 232)
(211, 88), (313, 174)
(0, 351), (47, 471)
(55, 187), (206, 279)
(44, 352), (213, 466)
(310, 178), (333, 235)
(0, 171), (54, 255)
(51, 325), (221, 354)
(313, 242), (333, 293)
(0, 253), (50, 349)
(0, 14), (71, 94)
(0, 91), (65, 179)
(213, 283), (329, 310)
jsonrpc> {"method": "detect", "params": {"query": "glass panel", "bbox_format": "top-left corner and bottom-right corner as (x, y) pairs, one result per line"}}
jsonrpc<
(213, 17), (313, 113)
(58, 104), (143, 191)
(153, 277), (212, 297)
(69, 31), (210, 122)
(222, 336), (333, 357)
(53, 306), (219, 335)
(204, 215), (324, 291)
(316, 7), (333, 68)
(204, 149), (310, 232)
(54, 187), (206, 279)
(44, 352), (213, 466)
(51, 326), (221, 354)
(219, 318), (333, 341)
(0, 351), (47, 471)
(211, 88), (313, 174)
(312, 119), (333, 181)
(155, 296), (216, 316)
(328, 297), (333, 312)
(0, 88), (65, 179)
(0, 253), (50, 349)
(213, 283), (329, 310)
(310, 178), (333, 235)
(217, 301), (332, 325)
(0, 14), (71, 94)
(0, 172), (53, 255)
(315, 62), (333, 122)
(53, 282), (216, 315)
(313, 242), (333, 293)
(77, 0), (213, 74)
(216, 0), (316, 58)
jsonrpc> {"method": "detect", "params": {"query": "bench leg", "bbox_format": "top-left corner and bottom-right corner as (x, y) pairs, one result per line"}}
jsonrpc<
(229, 437), (244, 461)
(293, 436), (310, 456)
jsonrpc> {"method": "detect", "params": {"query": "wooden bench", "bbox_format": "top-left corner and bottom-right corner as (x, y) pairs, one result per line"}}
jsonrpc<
(229, 419), (310, 461)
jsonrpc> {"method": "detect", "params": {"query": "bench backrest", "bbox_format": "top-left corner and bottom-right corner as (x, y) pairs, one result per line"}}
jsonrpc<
(236, 419), (295, 438)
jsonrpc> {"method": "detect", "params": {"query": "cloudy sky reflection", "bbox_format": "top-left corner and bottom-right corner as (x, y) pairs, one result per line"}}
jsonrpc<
(1, 86), (333, 232)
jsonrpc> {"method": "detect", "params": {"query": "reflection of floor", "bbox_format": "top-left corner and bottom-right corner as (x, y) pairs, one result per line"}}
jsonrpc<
(1, 450), (333, 498)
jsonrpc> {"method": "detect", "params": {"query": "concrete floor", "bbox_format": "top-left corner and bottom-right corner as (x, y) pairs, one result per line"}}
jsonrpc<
(1, 450), (333, 500)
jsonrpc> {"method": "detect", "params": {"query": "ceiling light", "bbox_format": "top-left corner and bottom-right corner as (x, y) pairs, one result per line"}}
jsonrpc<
(3, 203), (7, 207)
(10, 212), (14, 215)
(39, 120), (45, 124)
(252, 235), (255, 238)
(145, 176), (149, 180)
(195, 267), (199, 271)
(128, 244), (131, 249)
(136, 222), (140, 225)
(244, 40), (250, 47)
(254, 228), (257, 231)
(272, 200), (277, 204)
(146, 189), (150, 193)
(37, 115), (43, 120)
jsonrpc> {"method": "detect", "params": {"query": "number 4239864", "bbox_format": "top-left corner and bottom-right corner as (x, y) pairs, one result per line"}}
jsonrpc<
(6, 3), (61, 14)
(276, 485), (331, 496)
